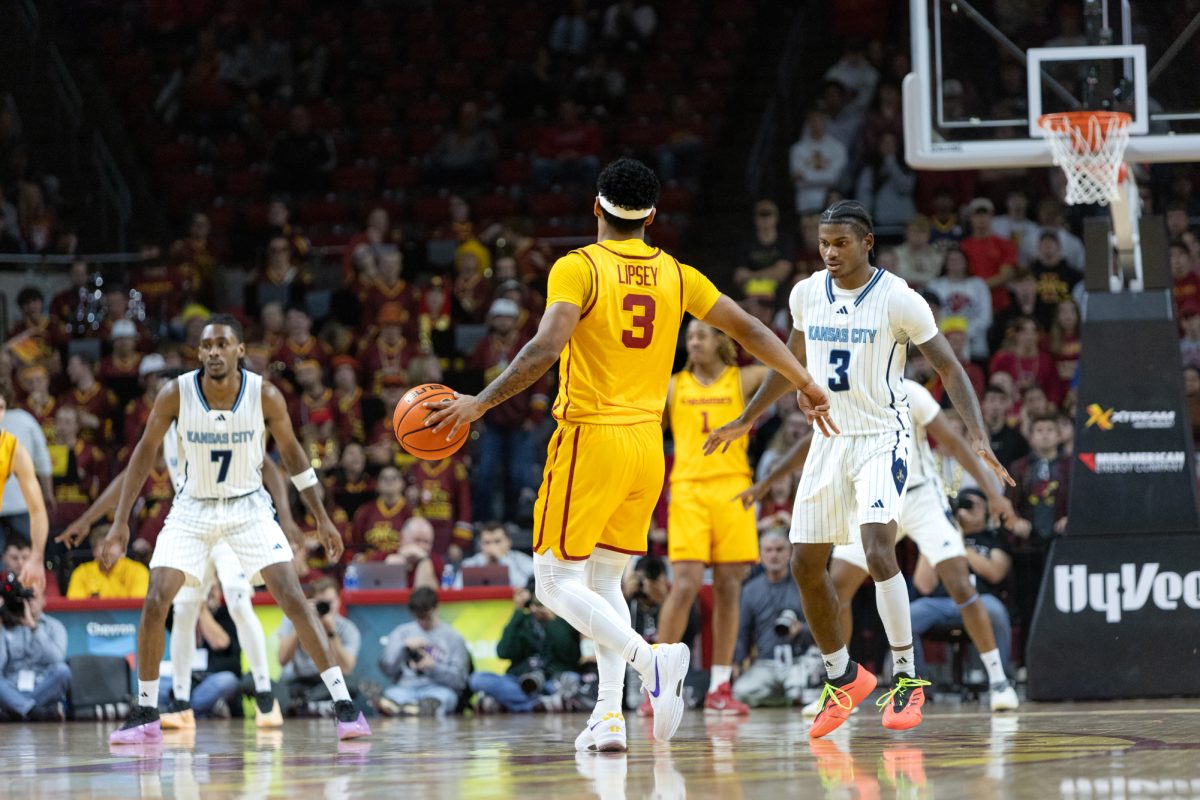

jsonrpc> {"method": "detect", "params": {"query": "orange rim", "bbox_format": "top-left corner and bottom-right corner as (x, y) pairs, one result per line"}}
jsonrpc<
(1038, 110), (1132, 148)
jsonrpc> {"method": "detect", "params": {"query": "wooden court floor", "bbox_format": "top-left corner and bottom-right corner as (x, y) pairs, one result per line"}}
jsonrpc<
(2, 701), (1199, 799)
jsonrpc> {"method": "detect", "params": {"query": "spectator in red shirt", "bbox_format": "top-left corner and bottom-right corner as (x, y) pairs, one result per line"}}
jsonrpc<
(48, 405), (107, 532)
(1171, 241), (1200, 316)
(99, 319), (145, 408)
(272, 305), (332, 379)
(331, 355), (366, 444)
(49, 260), (91, 325)
(61, 353), (119, 444)
(468, 298), (549, 523)
(406, 456), (472, 560)
(348, 465), (412, 562)
(960, 197), (1018, 314)
(8, 286), (65, 372)
(19, 365), (57, 442)
(387, 517), (441, 591)
(292, 359), (337, 469)
(418, 276), (457, 364)
(247, 235), (313, 317)
(365, 375), (413, 469)
(331, 442), (374, 520)
(532, 99), (603, 187)
(358, 303), (418, 395)
(989, 316), (1062, 405)
(357, 247), (417, 333)
(122, 353), (168, 459)
(342, 206), (403, 286)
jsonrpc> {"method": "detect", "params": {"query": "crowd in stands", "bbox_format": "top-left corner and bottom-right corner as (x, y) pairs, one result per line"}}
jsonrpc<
(1, 1), (1198, 722)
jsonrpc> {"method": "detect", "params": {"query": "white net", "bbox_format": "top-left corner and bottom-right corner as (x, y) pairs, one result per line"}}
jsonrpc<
(1039, 112), (1131, 207)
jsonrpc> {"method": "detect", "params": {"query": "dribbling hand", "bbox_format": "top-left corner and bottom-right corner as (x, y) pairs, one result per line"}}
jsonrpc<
(99, 523), (131, 572)
(423, 394), (485, 442)
(797, 383), (838, 437)
(733, 482), (770, 510)
(318, 519), (345, 564)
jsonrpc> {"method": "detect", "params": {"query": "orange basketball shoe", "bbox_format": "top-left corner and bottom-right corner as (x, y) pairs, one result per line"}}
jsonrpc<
(808, 661), (878, 739)
(878, 675), (932, 731)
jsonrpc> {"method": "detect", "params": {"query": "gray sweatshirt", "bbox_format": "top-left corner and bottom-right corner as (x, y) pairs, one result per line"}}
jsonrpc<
(734, 571), (806, 664)
(379, 620), (470, 692)
(0, 615), (67, 676)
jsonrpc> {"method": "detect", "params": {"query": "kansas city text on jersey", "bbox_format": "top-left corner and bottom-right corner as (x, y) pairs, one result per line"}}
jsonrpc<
(807, 325), (879, 344)
(185, 430), (258, 444)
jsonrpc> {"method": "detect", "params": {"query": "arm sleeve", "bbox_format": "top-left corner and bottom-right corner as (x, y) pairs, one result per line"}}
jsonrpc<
(427, 632), (470, 692)
(378, 624), (408, 679)
(905, 380), (943, 428)
(890, 286), (939, 346)
(338, 619), (362, 661)
(789, 277), (809, 331)
(680, 263), (721, 318)
(545, 252), (594, 310)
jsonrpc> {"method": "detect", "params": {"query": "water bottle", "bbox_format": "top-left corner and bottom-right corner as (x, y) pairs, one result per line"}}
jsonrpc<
(343, 565), (359, 590)
(440, 563), (455, 589)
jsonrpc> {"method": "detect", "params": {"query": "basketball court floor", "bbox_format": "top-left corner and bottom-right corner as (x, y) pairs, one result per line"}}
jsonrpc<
(2, 701), (1198, 799)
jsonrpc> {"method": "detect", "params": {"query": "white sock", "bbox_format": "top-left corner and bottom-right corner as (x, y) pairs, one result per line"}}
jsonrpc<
(226, 586), (273, 693)
(980, 648), (1007, 685)
(874, 572), (916, 676)
(584, 550), (633, 715)
(822, 646), (850, 680)
(170, 599), (201, 702)
(534, 551), (654, 679)
(709, 664), (732, 693)
(321, 666), (352, 703)
(138, 679), (160, 709)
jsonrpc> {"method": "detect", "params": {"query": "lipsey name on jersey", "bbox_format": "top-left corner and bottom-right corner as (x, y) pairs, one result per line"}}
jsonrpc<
(807, 325), (878, 344)
(185, 429), (257, 444)
(616, 264), (659, 286)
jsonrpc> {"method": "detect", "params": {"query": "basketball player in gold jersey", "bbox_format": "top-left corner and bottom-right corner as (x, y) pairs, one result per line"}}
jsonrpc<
(427, 158), (836, 752)
(655, 321), (766, 716)
(0, 386), (51, 594)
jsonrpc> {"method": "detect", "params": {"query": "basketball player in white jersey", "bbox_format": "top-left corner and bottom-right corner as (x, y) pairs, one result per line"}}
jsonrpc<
(103, 315), (370, 743)
(58, 382), (301, 729)
(707, 201), (1013, 738)
(739, 377), (1021, 712)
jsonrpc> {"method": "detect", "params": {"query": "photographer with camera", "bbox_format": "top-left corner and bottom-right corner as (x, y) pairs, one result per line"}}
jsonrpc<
(910, 488), (1015, 690)
(378, 587), (470, 717)
(276, 577), (363, 716)
(0, 573), (69, 720)
(469, 577), (584, 713)
(730, 531), (814, 708)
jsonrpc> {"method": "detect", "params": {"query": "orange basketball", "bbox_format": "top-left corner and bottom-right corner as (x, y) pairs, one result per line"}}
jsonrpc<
(393, 383), (468, 461)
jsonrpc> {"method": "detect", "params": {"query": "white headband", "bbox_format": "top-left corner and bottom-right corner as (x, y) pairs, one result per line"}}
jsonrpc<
(598, 194), (654, 220)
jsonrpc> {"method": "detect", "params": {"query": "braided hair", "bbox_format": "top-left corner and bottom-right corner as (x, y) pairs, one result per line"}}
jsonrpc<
(819, 200), (876, 264)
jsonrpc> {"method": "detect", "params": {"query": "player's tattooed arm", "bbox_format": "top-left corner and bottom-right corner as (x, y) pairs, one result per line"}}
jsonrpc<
(426, 301), (581, 438)
(263, 380), (344, 561)
(917, 334), (1015, 487)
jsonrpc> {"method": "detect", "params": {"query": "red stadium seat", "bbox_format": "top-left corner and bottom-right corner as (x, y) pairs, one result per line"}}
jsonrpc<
(224, 169), (265, 198)
(528, 191), (576, 218)
(408, 128), (442, 157)
(351, 11), (395, 41)
(205, 202), (235, 231)
(627, 91), (667, 116)
(656, 26), (694, 53)
(649, 218), (681, 250)
(384, 163), (420, 189)
(331, 165), (378, 194)
(657, 185), (693, 214)
(299, 197), (350, 226)
(705, 26), (747, 53)
(406, 98), (452, 126)
(432, 64), (475, 94)
(494, 159), (531, 185)
(412, 195), (451, 227)
(401, 12), (442, 39)
(693, 58), (735, 82)
(383, 69), (426, 97)
(163, 172), (214, 213)
(353, 102), (397, 128)
(213, 137), (248, 167)
(359, 130), (405, 162)
(408, 40), (450, 64)
(308, 103), (346, 130)
(152, 141), (196, 173)
(475, 192), (518, 221)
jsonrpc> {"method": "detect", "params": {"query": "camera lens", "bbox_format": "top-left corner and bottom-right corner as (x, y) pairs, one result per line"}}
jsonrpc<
(315, 600), (331, 616)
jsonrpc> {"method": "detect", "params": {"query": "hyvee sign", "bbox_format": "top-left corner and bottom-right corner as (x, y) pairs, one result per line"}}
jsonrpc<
(1027, 534), (1200, 700)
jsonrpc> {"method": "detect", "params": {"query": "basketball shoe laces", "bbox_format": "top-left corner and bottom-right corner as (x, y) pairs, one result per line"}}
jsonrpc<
(815, 680), (854, 716)
(874, 676), (932, 713)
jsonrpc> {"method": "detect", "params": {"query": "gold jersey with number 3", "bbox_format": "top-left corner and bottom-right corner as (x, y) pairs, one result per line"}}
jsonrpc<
(669, 367), (750, 483)
(546, 239), (721, 425)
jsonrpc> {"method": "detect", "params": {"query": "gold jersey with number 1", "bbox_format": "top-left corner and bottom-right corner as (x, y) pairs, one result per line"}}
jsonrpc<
(669, 367), (750, 483)
(534, 238), (721, 561)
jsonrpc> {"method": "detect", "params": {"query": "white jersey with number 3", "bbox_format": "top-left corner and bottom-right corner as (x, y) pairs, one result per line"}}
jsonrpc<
(790, 269), (939, 436)
(175, 368), (265, 499)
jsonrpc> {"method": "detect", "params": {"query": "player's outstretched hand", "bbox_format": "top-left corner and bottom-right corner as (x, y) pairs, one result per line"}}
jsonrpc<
(318, 520), (345, 564)
(98, 523), (131, 572)
(797, 383), (839, 437)
(975, 442), (1015, 487)
(733, 481), (770, 510)
(423, 393), (485, 441)
(18, 558), (44, 594)
(703, 417), (753, 455)
(55, 519), (92, 549)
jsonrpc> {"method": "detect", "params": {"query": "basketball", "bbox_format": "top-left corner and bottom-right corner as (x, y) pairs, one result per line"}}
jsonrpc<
(392, 383), (467, 460)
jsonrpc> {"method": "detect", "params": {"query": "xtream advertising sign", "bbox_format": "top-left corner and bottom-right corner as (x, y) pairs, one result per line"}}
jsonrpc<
(1068, 315), (1199, 534)
(1027, 534), (1200, 700)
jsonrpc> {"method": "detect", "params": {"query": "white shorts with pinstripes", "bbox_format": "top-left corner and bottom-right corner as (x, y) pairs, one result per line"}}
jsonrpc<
(173, 540), (253, 603)
(790, 431), (912, 545)
(831, 481), (967, 570)
(150, 490), (291, 589)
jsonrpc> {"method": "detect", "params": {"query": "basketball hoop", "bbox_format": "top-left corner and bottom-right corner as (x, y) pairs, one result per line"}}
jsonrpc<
(1037, 111), (1132, 207)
